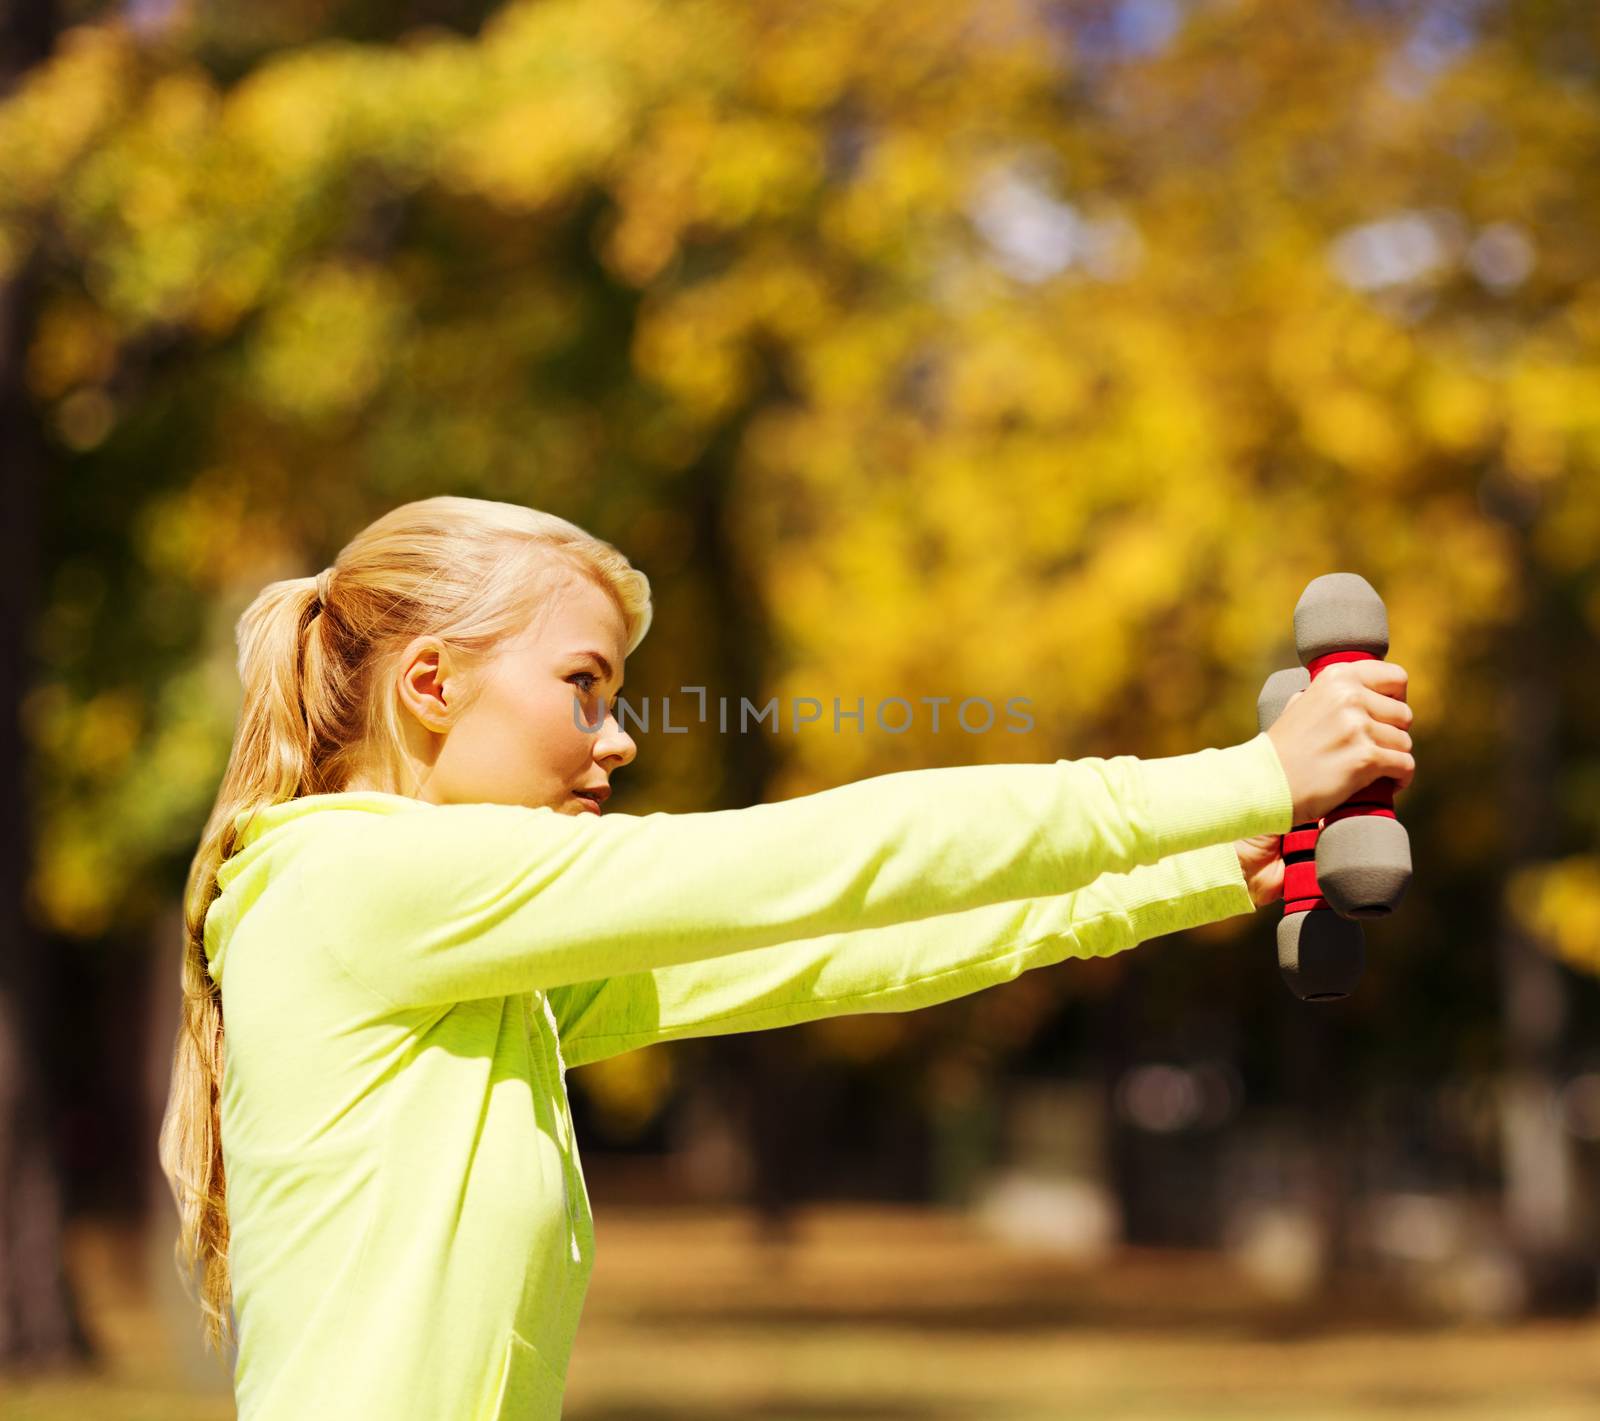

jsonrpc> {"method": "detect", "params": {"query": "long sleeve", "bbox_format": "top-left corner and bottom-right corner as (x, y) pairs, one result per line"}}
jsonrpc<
(311, 732), (1293, 1011)
(550, 840), (1258, 1069)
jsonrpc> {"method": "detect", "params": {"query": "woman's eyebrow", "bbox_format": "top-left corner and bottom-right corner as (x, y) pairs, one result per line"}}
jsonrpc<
(572, 650), (622, 690)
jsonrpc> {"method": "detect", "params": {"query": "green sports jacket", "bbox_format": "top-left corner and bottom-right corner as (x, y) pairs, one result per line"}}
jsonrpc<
(201, 731), (1293, 1419)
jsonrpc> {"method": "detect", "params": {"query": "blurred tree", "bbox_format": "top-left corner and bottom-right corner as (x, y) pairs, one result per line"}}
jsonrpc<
(0, 0), (93, 1369)
(0, 0), (1598, 1332)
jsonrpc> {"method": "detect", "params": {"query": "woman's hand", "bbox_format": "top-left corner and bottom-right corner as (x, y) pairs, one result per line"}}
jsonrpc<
(1264, 660), (1414, 824)
(1235, 833), (1286, 909)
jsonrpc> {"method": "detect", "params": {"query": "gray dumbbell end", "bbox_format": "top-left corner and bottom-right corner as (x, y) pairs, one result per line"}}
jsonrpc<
(1316, 815), (1412, 918)
(1277, 910), (1366, 1001)
(1293, 572), (1389, 663)
(1257, 666), (1310, 734)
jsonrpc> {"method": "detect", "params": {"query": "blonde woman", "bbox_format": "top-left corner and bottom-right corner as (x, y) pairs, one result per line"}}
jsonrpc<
(158, 494), (1415, 1419)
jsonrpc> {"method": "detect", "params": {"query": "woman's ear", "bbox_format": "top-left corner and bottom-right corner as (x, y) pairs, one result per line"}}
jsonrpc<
(396, 637), (455, 733)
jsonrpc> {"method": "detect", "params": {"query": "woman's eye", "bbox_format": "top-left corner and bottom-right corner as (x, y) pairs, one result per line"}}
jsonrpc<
(569, 672), (601, 695)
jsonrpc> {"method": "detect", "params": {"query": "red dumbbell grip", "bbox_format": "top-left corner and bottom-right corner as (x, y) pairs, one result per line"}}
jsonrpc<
(1283, 823), (1330, 916)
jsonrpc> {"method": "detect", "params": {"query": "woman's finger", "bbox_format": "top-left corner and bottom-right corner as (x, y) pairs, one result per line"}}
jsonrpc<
(1361, 686), (1414, 731)
(1370, 720), (1413, 754)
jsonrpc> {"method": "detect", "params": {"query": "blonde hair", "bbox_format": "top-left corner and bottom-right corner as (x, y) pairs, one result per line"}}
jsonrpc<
(156, 495), (652, 1355)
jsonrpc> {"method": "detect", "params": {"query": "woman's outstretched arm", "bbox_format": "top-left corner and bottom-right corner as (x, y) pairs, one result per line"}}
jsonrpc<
(549, 840), (1258, 1069)
(309, 733), (1292, 1011)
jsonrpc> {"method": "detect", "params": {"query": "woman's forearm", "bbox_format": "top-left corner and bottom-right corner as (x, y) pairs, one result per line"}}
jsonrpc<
(551, 840), (1256, 1069)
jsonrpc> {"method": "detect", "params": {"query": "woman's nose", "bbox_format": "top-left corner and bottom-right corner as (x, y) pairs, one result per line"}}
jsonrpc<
(596, 715), (636, 765)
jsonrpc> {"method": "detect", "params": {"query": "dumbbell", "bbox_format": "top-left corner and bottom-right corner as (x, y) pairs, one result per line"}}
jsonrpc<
(1255, 573), (1413, 1002)
(1294, 572), (1412, 921)
(1257, 667), (1365, 1001)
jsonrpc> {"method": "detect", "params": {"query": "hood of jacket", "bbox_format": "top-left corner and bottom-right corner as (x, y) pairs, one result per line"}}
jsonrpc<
(204, 791), (430, 984)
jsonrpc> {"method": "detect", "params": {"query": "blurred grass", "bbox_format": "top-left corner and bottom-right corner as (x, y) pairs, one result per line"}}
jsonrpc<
(5, 1205), (1600, 1419)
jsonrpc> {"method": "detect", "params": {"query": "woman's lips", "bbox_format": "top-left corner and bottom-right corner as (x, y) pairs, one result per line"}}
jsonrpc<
(572, 793), (601, 815)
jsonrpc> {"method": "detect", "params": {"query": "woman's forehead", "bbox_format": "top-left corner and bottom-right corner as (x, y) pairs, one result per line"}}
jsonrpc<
(529, 581), (627, 659)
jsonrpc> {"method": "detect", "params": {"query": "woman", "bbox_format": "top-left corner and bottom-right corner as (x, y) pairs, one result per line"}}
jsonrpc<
(158, 494), (1415, 1420)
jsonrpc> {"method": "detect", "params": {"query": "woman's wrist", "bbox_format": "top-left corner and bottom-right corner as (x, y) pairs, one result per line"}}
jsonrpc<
(1234, 835), (1285, 909)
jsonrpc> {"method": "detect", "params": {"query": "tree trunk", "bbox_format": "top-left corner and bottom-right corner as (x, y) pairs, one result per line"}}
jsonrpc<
(1283, 990), (1357, 1298)
(680, 355), (798, 1239)
(0, 0), (90, 1367)
(1494, 543), (1593, 1314)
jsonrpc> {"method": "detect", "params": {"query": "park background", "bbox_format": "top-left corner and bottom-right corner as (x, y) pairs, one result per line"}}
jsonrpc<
(3, 0), (1600, 1416)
